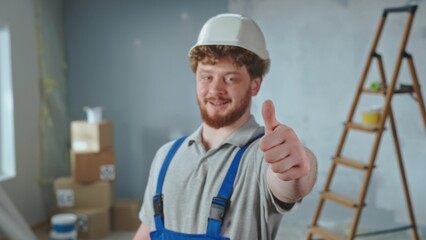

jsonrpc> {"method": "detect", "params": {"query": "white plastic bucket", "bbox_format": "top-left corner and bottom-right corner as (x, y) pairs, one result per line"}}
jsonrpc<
(83, 106), (103, 123)
(51, 213), (77, 235)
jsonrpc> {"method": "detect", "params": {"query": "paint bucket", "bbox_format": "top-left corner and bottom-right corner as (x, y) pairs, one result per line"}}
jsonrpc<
(83, 106), (103, 123)
(361, 106), (382, 125)
(50, 213), (78, 240)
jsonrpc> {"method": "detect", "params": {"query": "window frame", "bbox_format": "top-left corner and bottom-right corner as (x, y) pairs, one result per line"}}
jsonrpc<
(0, 23), (16, 182)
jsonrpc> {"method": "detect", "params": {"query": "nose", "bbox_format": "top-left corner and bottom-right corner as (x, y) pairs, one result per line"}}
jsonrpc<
(209, 78), (226, 95)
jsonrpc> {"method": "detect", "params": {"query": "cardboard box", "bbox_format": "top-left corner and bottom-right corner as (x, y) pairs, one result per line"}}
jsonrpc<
(71, 120), (113, 152)
(111, 199), (142, 231)
(52, 208), (110, 239)
(71, 148), (115, 183)
(54, 177), (114, 209)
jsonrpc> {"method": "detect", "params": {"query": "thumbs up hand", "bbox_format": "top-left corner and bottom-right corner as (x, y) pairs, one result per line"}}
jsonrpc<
(259, 100), (311, 182)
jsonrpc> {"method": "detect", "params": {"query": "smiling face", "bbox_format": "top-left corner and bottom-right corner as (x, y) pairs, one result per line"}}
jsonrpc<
(196, 57), (262, 129)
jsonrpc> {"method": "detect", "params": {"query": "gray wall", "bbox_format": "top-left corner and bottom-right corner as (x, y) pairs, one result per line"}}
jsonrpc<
(66, 0), (426, 231)
(230, 0), (426, 229)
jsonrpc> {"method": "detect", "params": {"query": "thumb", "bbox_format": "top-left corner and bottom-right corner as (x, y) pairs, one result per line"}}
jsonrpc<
(262, 100), (280, 134)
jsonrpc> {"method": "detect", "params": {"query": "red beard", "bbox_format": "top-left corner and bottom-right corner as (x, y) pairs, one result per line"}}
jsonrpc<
(197, 87), (251, 129)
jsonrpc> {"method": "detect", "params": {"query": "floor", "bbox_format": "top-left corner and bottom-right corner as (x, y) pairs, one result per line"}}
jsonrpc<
(94, 223), (423, 240)
(105, 230), (416, 239)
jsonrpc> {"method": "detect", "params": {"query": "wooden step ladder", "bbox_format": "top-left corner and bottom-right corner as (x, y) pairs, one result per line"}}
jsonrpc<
(307, 5), (426, 240)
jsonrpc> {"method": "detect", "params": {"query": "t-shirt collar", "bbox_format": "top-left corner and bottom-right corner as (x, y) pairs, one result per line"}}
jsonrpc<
(188, 115), (262, 148)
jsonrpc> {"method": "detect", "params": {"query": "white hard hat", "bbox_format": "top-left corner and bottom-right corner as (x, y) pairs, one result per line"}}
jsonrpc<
(190, 13), (269, 60)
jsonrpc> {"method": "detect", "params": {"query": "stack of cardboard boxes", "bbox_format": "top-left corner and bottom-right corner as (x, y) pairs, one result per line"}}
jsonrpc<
(53, 120), (141, 239)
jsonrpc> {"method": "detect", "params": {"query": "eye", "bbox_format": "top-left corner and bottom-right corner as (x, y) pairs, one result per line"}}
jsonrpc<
(200, 75), (212, 81)
(225, 76), (238, 83)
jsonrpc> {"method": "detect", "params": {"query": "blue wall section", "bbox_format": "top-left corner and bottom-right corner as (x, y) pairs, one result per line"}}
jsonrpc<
(65, 0), (229, 199)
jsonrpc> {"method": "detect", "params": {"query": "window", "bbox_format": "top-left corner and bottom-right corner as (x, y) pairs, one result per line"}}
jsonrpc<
(0, 24), (16, 182)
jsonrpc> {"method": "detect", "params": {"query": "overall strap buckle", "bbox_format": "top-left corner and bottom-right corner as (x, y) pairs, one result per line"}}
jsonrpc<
(209, 197), (228, 221)
(153, 194), (164, 218)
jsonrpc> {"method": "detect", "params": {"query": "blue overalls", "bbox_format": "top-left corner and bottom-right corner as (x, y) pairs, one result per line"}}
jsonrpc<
(150, 134), (263, 240)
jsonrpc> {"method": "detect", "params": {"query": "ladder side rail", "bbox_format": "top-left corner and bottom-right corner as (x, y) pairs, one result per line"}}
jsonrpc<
(380, 12), (416, 125)
(384, 53), (420, 240)
(405, 54), (426, 131)
(376, 54), (388, 89)
(388, 107), (420, 240)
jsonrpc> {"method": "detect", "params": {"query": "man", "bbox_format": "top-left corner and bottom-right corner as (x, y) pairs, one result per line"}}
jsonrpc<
(134, 13), (317, 240)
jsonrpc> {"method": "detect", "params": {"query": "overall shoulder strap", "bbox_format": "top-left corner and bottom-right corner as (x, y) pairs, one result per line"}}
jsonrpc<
(153, 135), (187, 230)
(155, 136), (188, 194)
(206, 133), (264, 237)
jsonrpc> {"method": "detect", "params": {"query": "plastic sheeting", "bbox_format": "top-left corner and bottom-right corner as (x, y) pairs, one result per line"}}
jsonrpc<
(35, 0), (70, 212)
(0, 186), (37, 239)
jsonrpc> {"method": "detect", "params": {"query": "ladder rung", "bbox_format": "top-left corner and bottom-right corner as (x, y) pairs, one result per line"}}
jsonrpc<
(322, 191), (359, 208)
(309, 226), (346, 240)
(362, 88), (386, 94)
(334, 156), (371, 170)
(346, 122), (381, 132)
(362, 88), (415, 95)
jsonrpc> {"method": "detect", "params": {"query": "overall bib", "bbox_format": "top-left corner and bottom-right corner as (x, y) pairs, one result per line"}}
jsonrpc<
(150, 134), (263, 240)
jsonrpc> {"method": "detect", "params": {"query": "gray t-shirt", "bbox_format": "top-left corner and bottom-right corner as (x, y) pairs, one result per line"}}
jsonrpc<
(139, 116), (290, 240)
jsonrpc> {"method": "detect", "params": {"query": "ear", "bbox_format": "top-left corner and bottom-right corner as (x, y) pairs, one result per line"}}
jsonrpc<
(251, 77), (263, 96)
